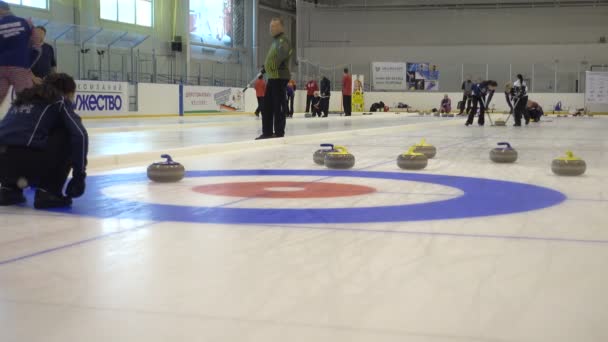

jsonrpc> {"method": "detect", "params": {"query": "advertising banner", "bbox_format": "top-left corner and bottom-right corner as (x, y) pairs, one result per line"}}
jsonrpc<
(352, 75), (365, 112)
(183, 86), (245, 114)
(406, 63), (440, 91)
(74, 81), (129, 115)
(372, 62), (407, 91)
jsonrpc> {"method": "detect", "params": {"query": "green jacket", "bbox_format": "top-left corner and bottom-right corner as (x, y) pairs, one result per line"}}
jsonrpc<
(264, 32), (292, 80)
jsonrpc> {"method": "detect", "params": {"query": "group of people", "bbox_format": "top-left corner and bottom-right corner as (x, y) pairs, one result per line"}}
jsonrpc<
(0, 1), (88, 209)
(458, 74), (543, 126)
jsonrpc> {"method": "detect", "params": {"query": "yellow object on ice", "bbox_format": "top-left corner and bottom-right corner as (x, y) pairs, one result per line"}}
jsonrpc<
(415, 139), (433, 147)
(402, 146), (425, 157)
(327, 145), (350, 155)
(556, 151), (582, 162)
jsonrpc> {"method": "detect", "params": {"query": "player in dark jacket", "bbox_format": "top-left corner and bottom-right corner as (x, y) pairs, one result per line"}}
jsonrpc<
(465, 80), (497, 126)
(0, 73), (88, 209)
(320, 76), (331, 117)
(458, 79), (474, 115)
(0, 1), (42, 104)
(511, 74), (529, 126)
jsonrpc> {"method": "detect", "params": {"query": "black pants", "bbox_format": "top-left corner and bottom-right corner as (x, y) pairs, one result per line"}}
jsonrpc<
(287, 94), (294, 116)
(0, 129), (71, 195)
(343, 95), (352, 116)
(505, 92), (513, 114)
(459, 94), (472, 114)
(467, 96), (485, 125)
(306, 95), (314, 113)
(262, 79), (288, 137)
(320, 97), (330, 117)
(528, 109), (542, 122)
(514, 96), (529, 125)
(255, 96), (264, 115)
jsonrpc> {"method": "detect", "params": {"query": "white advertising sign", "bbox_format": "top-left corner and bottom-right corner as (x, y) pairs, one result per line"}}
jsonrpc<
(183, 86), (245, 114)
(372, 62), (407, 91)
(74, 81), (129, 116)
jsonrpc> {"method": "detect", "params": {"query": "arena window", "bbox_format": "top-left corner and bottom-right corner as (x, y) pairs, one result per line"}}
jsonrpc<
(4, 0), (48, 10)
(100, 0), (153, 27)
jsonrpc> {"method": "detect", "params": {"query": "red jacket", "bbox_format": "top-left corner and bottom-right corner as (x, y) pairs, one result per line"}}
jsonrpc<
(254, 79), (266, 97)
(306, 80), (318, 96)
(342, 74), (352, 96)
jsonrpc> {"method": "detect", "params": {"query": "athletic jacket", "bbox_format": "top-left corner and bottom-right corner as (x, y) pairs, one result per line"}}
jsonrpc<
(264, 32), (292, 80)
(306, 80), (318, 96)
(461, 80), (473, 96)
(342, 74), (352, 96)
(254, 78), (266, 97)
(512, 79), (528, 99)
(320, 77), (331, 97)
(0, 98), (89, 175)
(472, 81), (495, 106)
(0, 13), (40, 68)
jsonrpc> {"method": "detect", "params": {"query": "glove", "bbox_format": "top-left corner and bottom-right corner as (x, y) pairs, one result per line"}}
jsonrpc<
(66, 172), (86, 198)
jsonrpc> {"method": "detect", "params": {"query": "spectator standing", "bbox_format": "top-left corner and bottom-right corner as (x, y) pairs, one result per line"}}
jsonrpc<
(30, 26), (57, 84)
(254, 74), (265, 117)
(0, 1), (42, 104)
(342, 68), (352, 116)
(320, 76), (331, 118)
(256, 17), (292, 140)
(305, 77), (318, 114)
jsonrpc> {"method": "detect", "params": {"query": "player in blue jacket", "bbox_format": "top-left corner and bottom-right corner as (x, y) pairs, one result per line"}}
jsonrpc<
(0, 73), (89, 209)
(465, 80), (497, 126)
(0, 1), (42, 104)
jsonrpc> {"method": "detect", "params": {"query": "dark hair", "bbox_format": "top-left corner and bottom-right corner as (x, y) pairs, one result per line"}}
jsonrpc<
(13, 73), (76, 106)
(258, 74), (263, 79)
(0, 1), (9, 11)
(36, 25), (47, 34)
(344, 68), (349, 73)
(487, 80), (498, 87)
(517, 74), (523, 82)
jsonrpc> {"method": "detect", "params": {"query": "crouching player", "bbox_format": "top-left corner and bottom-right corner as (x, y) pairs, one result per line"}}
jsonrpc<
(440, 94), (452, 114)
(527, 100), (543, 122)
(0, 73), (88, 209)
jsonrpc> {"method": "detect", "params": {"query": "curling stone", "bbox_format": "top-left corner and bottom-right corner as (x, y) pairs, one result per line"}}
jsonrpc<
(494, 119), (506, 126)
(490, 142), (518, 163)
(305, 113), (313, 118)
(446, 113), (455, 118)
(397, 147), (428, 170)
(147, 154), (185, 183)
(313, 144), (337, 165)
(412, 139), (437, 159)
(324, 145), (356, 169)
(551, 151), (586, 176)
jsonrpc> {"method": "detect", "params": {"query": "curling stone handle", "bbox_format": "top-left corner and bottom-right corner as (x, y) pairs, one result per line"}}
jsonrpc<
(334, 145), (348, 154)
(160, 154), (174, 163)
(497, 142), (512, 149)
(320, 144), (334, 150)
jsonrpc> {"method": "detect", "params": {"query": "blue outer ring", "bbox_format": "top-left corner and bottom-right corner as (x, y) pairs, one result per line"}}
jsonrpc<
(51, 169), (566, 224)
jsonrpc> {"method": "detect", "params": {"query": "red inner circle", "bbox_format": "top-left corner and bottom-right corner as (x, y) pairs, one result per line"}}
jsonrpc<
(193, 181), (376, 199)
